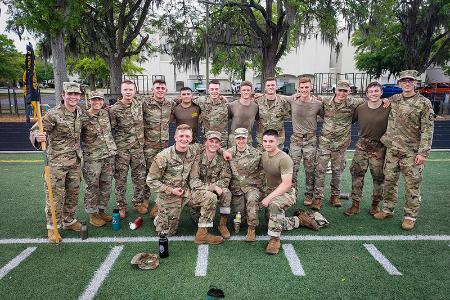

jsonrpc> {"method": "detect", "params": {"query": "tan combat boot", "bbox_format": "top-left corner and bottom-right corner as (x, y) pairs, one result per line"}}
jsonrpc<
(266, 236), (281, 255)
(245, 226), (256, 242)
(218, 215), (230, 239)
(401, 217), (416, 230)
(194, 227), (224, 245)
(303, 195), (313, 206)
(310, 199), (322, 211)
(119, 209), (126, 220)
(142, 201), (149, 209)
(90, 213), (106, 227)
(135, 203), (148, 214)
(329, 195), (342, 207)
(98, 209), (112, 222)
(369, 200), (381, 215)
(373, 211), (393, 220)
(63, 221), (82, 232)
(150, 204), (158, 219)
(47, 229), (62, 244)
(344, 201), (360, 216)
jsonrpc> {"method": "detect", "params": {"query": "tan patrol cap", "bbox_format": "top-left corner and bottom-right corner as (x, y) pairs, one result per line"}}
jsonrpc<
(234, 128), (248, 138)
(398, 70), (419, 81)
(131, 253), (159, 270)
(336, 80), (351, 91)
(205, 131), (221, 141)
(63, 82), (81, 93)
(88, 90), (105, 100)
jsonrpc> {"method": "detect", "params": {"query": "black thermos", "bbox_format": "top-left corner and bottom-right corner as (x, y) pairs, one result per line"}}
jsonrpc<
(159, 234), (169, 258)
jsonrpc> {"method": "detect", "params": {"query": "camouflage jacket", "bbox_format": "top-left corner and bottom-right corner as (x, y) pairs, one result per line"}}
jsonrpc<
(255, 94), (290, 142)
(193, 96), (228, 133)
(29, 104), (82, 166)
(147, 144), (205, 195)
(142, 96), (175, 152)
(380, 93), (434, 157)
(227, 145), (263, 194)
(109, 97), (144, 151)
(80, 109), (117, 161)
(319, 96), (365, 150)
(199, 149), (231, 190)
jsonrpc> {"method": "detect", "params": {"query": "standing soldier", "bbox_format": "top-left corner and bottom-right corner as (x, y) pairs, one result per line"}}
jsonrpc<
(109, 80), (147, 219)
(227, 128), (262, 242)
(147, 124), (223, 244)
(345, 82), (390, 216)
(171, 87), (201, 143)
(374, 70), (434, 230)
(30, 82), (83, 242)
(80, 91), (117, 226)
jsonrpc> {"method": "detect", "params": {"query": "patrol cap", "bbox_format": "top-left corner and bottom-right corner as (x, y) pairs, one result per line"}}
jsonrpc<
(398, 70), (419, 81)
(336, 80), (351, 91)
(205, 131), (221, 141)
(234, 128), (248, 138)
(88, 90), (105, 100)
(131, 253), (159, 270)
(63, 82), (82, 93)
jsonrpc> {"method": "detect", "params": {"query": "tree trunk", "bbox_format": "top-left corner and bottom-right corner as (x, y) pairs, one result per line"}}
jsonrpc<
(50, 31), (68, 103)
(261, 45), (277, 84)
(240, 64), (246, 81)
(108, 54), (123, 96)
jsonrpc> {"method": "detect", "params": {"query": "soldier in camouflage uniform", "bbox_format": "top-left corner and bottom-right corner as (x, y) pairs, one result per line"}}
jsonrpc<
(109, 80), (147, 219)
(374, 70), (434, 230)
(311, 80), (366, 211)
(147, 124), (223, 244)
(80, 91), (117, 227)
(345, 82), (390, 216)
(227, 128), (263, 242)
(30, 82), (83, 243)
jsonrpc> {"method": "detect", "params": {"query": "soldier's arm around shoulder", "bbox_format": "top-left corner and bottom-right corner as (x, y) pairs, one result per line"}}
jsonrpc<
(418, 98), (435, 157)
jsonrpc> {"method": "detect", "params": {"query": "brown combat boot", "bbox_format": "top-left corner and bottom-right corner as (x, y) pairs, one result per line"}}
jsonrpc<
(194, 227), (224, 245)
(369, 201), (381, 215)
(310, 199), (322, 211)
(329, 195), (342, 207)
(142, 201), (149, 209)
(135, 203), (148, 215)
(90, 213), (106, 227)
(245, 226), (256, 242)
(63, 221), (82, 232)
(150, 204), (158, 219)
(401, 217), (416, 230)
(344, 201), (360, 216)
(119, 209), (126, 220)
(303, 195), (313, 206)
(98, 209), (112, 222)
(373, 211), (393, 220)
(218, 215), (230, 239)
(266, 236), (281, 255)
(47, 229), (62, 244)
(293, 209), (320, 231)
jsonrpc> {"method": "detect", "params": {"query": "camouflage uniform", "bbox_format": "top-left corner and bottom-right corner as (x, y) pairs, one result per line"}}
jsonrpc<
(193, 96), (229, 148)
(109, 97), (146, 210)
(314, 95), (365, 201)
(228, 144), (263, 226)
(80, 108), (117, 213)
(30, 104), (82, 229)
(147, 144), (217, 236)
(380, 92), (434, 218)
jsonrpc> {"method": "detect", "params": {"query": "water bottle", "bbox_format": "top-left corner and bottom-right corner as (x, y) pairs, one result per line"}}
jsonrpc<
(159, 234), (169, 258)
(339, 193), (350, 200)
(129, 217), (144, 230)
(80, 221), (88, 240)
(112, 209), (121, 231)
(233, 211), (241, 233)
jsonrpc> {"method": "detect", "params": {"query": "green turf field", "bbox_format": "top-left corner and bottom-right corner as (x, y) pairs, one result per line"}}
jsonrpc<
(0, 152), (449, 299)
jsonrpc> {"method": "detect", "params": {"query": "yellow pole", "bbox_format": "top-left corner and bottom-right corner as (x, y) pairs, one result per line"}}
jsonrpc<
(36, 103), (61, 243)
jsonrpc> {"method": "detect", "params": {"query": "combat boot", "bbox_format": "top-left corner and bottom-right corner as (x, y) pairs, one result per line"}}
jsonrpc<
(344, 201), (360, 216)
(63, 221), (82, 232)
(98, 209), (112, 222)
(373, 211), (393, 220)
(303, 195), (313, 206)
(142, 201), (149, 209)
(135, 203), (148, 215)
(218, 215), (230, 239)
(369, 200), (381, 215)
(266, 236), (281, 255)
(150, 204), (158, 219)
(401, 217), (416, 230)
(47, 229), (62, 244)
(329, 195), (342, 207)
(310, 199), (322, 211)
(245, 226), (256, 242)
(119, 209), (126, 219)
(194, 227), (224, 245)
(89, 213), (106, 227)
(293, 209), (320, 231)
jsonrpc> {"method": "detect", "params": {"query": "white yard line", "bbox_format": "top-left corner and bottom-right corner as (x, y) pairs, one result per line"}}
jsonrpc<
(79, 246), (124, 300)
(195, 245), (209, 277)
(364, 244), (402, 276)
(282, 244), (305, 276)
(0, 235), (449, 245)
(0, 247), (36, 280)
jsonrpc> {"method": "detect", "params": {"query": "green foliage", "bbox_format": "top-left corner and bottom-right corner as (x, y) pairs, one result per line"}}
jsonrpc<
(0, 34), (23, 84)
(35, 61), (53, 82)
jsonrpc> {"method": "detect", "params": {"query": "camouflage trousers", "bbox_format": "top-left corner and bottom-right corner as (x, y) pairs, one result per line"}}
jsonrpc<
(290, 134), (317, 196)
(231, 188), (261, 226)
(266, 188), (297, 237)
(313, 147), (346, 201)
(82, 156), (115, 214)
(44, 161), (81, 229)
(190, 188), (232, 222)
(381, 149), (424, 219)
(114, 147), (146, 210)
(143, 146), (165, 203)
(155, 189), (217, 236)
(350, 138), (386, 204)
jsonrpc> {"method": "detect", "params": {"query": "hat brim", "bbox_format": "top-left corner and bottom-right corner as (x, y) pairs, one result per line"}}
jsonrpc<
(88, 96), (105, 100)
(398, 76), (416, 81)
(235, 134), (247, 138)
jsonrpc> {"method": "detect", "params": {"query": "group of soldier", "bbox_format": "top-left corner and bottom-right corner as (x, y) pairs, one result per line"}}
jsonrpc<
(30, 69), (434, 255)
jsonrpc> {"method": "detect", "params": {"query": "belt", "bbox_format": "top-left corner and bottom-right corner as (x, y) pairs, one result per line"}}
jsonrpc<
(294, 132), (316, 139)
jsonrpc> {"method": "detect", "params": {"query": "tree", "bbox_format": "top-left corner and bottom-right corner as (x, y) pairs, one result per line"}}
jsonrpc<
(0, 34), (23, 85)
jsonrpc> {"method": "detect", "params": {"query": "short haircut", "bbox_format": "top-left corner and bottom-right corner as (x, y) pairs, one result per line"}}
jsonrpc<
(121, 80), (136, 88)
(240, 81), (253, 88)
(263, 129), (279, 138)
(365, 81), (383, 93)
(180, 87), (192, 92)
(209, 79), (220, 85)
(298, 77), (312, 84)
(265, 77), (276, 83)
(153, 79), (166, 86)
(175, 124), (192, 135)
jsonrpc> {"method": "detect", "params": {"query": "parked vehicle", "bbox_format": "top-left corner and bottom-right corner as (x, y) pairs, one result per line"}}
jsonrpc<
(418, 82), (450, 100)
(381, 84), (403, 98)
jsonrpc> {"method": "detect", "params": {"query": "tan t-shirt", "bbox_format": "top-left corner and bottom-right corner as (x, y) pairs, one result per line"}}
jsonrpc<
(261, 150), (294, 190)
(172, 103), (201, 142)
(353, 102), (390, 141)
(228, 100), (259, 133)
(287, 97), (323, 135)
